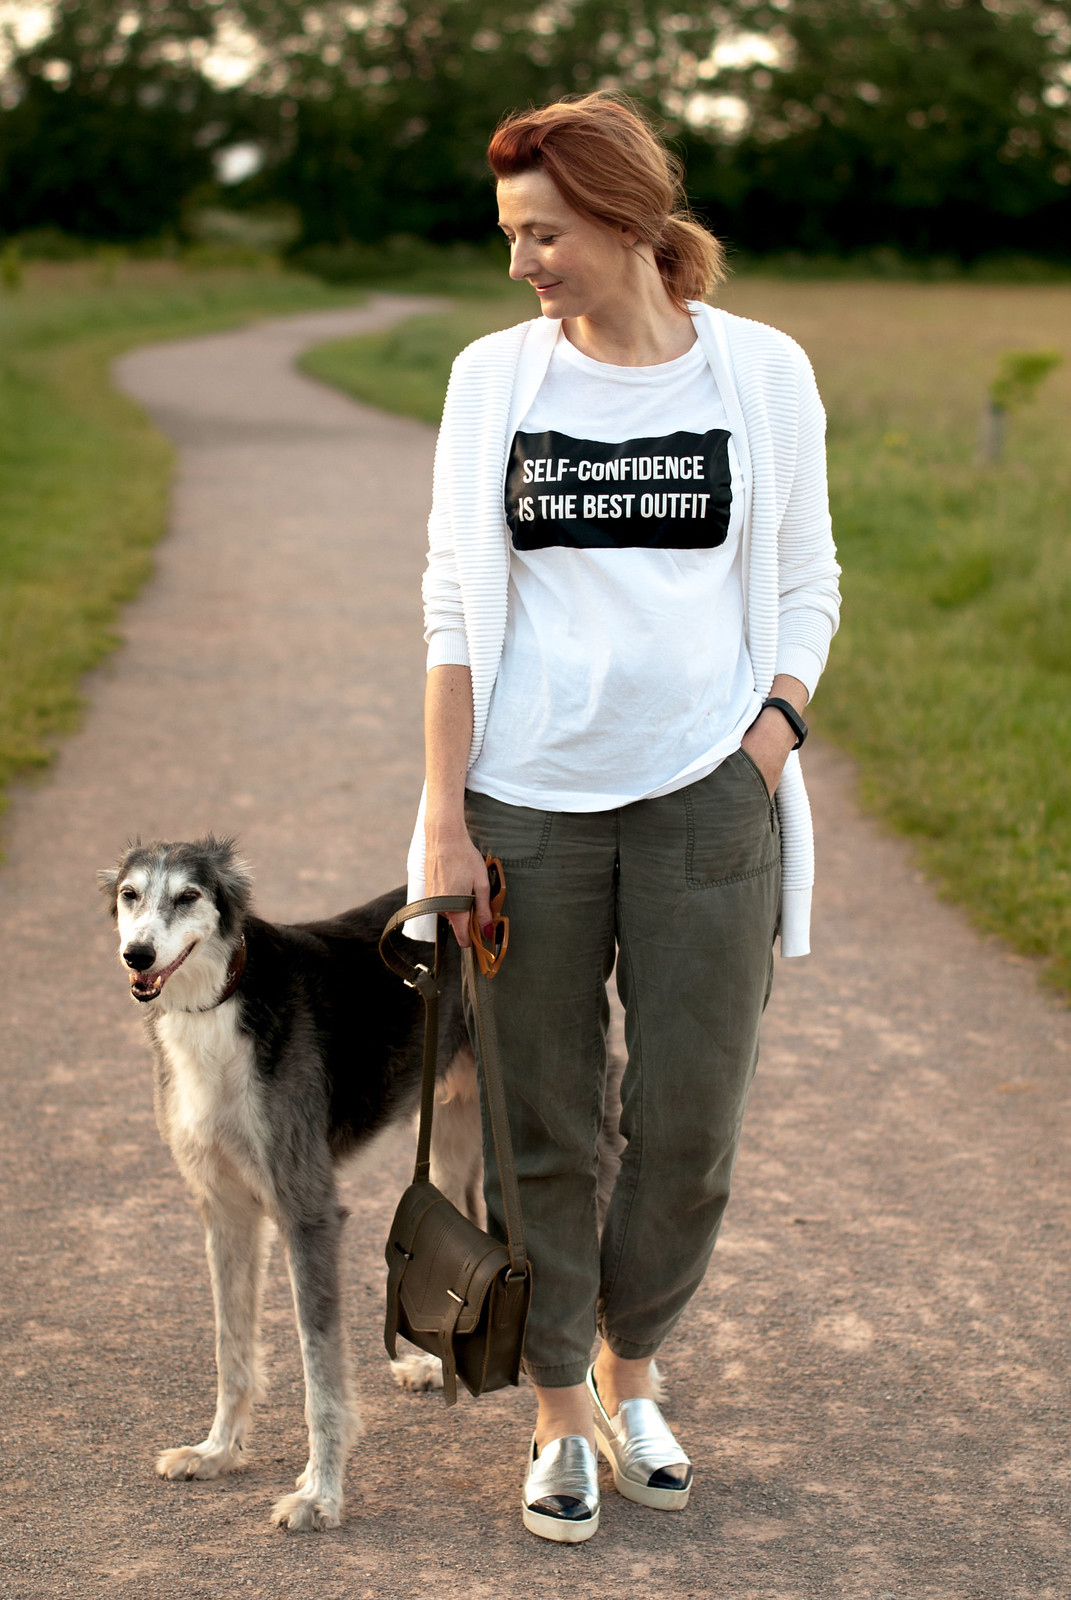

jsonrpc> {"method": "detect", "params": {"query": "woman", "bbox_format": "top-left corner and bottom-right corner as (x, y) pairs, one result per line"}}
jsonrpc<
(406, 93), (840, 1543)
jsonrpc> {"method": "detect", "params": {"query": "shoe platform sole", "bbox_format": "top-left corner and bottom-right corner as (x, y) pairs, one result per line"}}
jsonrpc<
(594, 1423), (692, 1511)
(522, 1503), (600, 1542)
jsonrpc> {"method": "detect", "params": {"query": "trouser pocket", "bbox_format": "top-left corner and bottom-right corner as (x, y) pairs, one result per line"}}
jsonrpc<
(683, 748), (779, 888)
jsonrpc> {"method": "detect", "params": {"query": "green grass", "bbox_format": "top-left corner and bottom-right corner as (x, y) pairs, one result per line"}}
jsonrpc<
(0, 259), (365, 819)
(299, 272), (532, 422)
(301, 276), (1071, 995)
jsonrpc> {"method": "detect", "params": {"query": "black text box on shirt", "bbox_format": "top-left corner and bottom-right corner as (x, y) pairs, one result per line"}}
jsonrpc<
(506, 427), (733, 552)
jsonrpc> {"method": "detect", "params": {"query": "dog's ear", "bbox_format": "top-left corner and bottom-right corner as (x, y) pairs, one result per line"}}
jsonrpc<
(96, 865), (120, 918)
(198, 834), (254, 937)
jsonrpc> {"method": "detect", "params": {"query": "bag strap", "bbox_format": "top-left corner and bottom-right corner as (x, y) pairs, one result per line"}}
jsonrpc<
(379, 898), (529, 1276)
(380, 896), (467, 1183)
(460, 944), (527, 1275)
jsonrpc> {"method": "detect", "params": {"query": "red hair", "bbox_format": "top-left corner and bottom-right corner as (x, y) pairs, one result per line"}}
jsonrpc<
(488, 93), (727, 313)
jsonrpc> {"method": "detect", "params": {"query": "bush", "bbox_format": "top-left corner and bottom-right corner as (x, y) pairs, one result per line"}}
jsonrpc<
(11, 228), (94, 262)
(290, 235), (498, 287)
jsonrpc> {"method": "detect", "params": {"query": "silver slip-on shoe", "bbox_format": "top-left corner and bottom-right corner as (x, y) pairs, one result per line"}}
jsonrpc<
(586, 1366), (693, 1510)
(521, 1433), (600, 1543)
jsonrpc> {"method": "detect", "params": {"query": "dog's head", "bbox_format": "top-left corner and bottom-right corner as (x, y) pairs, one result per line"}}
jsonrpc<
(98, 836), (253, 1007)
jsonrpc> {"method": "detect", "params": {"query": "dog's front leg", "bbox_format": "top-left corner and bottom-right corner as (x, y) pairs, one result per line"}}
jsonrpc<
(270, 1206), (358, 1532)
(158, 1177), (268, 1483)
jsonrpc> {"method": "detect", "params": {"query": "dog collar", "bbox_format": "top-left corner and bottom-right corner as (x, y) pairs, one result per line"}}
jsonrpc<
(181, 934), (247, 1013)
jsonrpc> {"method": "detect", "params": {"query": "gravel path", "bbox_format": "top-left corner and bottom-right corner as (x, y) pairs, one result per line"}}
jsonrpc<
(1, 294), (1068, 1600)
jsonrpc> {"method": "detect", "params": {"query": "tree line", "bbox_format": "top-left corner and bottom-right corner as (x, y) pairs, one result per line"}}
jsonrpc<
(2, 0), (1069, 262)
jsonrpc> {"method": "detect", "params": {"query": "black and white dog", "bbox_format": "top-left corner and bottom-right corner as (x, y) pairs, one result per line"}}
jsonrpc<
(99, 835), (484, 1531)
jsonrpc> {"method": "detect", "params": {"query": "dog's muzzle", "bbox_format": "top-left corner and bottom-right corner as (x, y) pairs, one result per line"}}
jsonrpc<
(126, 941), (196, 1002)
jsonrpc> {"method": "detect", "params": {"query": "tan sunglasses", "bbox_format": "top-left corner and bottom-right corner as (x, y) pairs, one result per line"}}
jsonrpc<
(468, 855), (509, 978)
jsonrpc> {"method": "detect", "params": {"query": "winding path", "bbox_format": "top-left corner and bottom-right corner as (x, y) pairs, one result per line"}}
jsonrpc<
(0, 295), (1068, 1600)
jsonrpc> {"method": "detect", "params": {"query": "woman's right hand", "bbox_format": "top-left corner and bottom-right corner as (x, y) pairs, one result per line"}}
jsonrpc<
(424, 824), (493, 949)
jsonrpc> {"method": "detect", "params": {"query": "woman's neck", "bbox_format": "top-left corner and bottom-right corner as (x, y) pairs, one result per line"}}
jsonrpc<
(562, 254), (696, 367)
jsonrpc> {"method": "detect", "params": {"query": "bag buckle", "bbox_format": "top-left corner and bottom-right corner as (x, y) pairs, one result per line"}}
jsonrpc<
(405, 963), (441, 1004)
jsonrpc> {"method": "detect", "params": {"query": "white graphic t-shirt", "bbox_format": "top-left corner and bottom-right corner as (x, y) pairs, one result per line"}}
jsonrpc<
(466, 333), (761, 810)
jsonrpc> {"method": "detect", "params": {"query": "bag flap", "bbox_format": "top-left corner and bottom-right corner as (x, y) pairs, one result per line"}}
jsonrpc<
(386, 1180), (450, 1256)
(390, 1183), (512, 1337)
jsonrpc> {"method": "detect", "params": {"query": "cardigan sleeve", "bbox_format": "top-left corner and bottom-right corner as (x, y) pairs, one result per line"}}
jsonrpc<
(774, 350), (841, 698)
(421, 354), (470, 671)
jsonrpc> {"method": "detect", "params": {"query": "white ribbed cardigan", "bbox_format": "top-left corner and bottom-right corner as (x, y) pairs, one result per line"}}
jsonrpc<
(406, 301), (841, 955)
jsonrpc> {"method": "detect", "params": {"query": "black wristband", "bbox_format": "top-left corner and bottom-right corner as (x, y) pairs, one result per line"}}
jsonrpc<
(761, 697), (808, 749)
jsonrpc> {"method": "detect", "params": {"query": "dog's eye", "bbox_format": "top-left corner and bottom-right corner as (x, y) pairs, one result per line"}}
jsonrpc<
(174, 889), (201, 906)
(120, 887), (138, 902)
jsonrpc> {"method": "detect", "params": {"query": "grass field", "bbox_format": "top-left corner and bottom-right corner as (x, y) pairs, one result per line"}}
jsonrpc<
(301, 277), (1071, 995)
(0, 260), (364, 824)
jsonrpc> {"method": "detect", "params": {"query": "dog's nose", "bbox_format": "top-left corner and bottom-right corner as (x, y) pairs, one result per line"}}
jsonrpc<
(123, 943), (156, 972)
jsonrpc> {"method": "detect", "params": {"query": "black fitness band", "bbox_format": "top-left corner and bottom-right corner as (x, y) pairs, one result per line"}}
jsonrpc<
(761, 697), (808, 749)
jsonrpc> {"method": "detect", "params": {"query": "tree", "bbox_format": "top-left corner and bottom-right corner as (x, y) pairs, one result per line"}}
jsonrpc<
(231, 0), (721, 244)
(2, 0), (1069, 259)
(0, 0), (240, 240)
(675, 0), (1071, 258)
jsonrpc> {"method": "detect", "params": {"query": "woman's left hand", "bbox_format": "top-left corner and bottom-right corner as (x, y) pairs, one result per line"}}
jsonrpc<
(739, 676), (809, 797)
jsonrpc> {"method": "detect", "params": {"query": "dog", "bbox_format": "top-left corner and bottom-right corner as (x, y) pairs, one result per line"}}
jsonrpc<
(101, 834), (628, 1530)
(99, 834), (490, 1530)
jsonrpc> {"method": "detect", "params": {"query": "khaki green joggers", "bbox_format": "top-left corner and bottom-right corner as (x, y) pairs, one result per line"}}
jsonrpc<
(463, 746), (781, 1389)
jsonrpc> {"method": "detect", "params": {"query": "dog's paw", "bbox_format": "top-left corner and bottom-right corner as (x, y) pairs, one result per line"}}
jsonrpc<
(270, 1485), (341, 1532)
(389, 1351), (444, 1392)
(156, 1441), (242, 1481)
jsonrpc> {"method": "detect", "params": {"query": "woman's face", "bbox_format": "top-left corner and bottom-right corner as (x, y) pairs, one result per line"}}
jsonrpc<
(496, 168), (637, 322)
